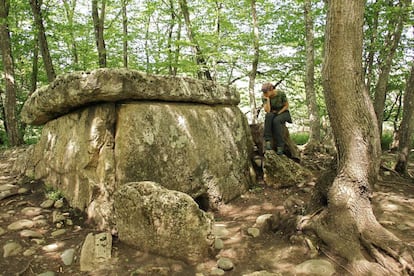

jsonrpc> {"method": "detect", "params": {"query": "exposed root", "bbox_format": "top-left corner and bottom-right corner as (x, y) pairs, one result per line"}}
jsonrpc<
(299, 208), (414, 275)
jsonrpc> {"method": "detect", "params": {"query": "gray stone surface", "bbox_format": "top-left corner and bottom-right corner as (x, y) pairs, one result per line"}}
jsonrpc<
(21, 68), (239, 125)
(21, 70), (254, 230)
(114, 181), (214, 263)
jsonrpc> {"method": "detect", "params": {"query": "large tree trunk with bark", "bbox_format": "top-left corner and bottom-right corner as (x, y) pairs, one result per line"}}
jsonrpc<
(29, 0), (56, 82)
(301, 1), (414, 274)
(0, 0), (23, 146)
(92, 0), (107, 68)
(303, 0), (321, 153)
(395, 62), (414, 176)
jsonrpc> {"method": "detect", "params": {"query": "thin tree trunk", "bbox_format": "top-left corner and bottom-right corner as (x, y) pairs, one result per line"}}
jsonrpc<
(29, 0), (56, 82)
(373, 0), (409, 137)
(167, 0), (178, 75)
(303, 0), (321, 152)
(31, 32), (39, 95)
(302, 0), (414, 274)
(63, 0), (79, 66)
(248, 0), (259, 124)
(179, 0), (212, 80)
(92, 0), (107, 68)
(0, 0), (23, 146)
(122, 0), (128, 68)
(364, 0), (379, 90)
(395, 62), (414, 175)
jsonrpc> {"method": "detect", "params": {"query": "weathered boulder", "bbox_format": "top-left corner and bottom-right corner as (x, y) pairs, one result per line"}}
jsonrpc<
(21, 68), (239, 125)
(114, 181), (214, 263)
(115, 102), (252, 205)
(263, 151), (312, 188)
(23, 68), (254, 229)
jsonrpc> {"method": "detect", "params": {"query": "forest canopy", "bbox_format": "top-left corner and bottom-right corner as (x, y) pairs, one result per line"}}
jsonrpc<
(0, 0), (413, 146)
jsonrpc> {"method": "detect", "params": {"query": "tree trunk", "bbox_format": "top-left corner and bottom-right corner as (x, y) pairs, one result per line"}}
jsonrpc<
(122, 0), (128, 68)
(31, 32), (39, 94)
(395, 62), (414, 175)
(179, 0), (212, 80)
(29, 0), (56, 82)
(92, 0), (107, 68)
(301, 0), (414, 274)
(364, 0), (379, 91)
(248, 0), (259, 124)
(0, 0), (23, 146)
(303, 0), (321, 153)
(167, 0), (180, 76)
(63, 0), (79, 67)
(373, 0), (409, 137)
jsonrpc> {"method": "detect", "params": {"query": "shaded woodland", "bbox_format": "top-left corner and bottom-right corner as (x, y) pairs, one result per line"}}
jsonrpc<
(1, 0), (414, 274)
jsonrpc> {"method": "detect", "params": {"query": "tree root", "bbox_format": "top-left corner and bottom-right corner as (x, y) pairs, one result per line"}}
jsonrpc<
(298, 209), (414, 275)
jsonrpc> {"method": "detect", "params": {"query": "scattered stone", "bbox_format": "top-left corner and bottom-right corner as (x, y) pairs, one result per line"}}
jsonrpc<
(213, 224), (229, 238)
(42, 243), (60, 252)
(217, 257), (234, 271)
(51, 229), (67, 237)
(54, 199), (64, 209)
(295, 259), (335, 276)
(52, 211), (67, 223)
(33, 238), (46, 245)
(18, 187), (29, 194)
(21, 207), (43, 217)
(61, 248), (76, 265)
(20, 229), (43, 239)
(23, 248), (37, 256)
(37, 271), (56, 276)
(3, 241), (23, 257)
(0, 184), (18, 191)
(0, 227), (5, 236)
(211, 268), (225, 275)
(7, 219), (34, 231)
(214, 238), (224, 250)
(80, 232), (112, 272)
(242, 271), (282, 276)
(40, 199), (55, 208)
(247, 227), (260, 238)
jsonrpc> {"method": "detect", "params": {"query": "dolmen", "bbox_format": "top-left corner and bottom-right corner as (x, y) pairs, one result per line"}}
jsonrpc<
(20, 68), (254, 263)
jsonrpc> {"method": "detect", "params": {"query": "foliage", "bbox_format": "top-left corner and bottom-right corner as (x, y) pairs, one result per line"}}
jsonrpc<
(44, 184), (64, 201)
(291, 132), (309, 145)
(0, 0), (412, 145)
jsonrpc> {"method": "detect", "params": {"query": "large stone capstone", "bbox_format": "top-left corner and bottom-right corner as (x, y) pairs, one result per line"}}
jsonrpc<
(23, 68), (254, 230)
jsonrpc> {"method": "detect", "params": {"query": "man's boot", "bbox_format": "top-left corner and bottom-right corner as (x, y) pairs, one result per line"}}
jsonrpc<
(276, 147), (284, 155)
(265, 141), (272, 151)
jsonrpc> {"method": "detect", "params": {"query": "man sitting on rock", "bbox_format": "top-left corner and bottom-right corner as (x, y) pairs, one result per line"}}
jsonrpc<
(261, 82), (292, 155)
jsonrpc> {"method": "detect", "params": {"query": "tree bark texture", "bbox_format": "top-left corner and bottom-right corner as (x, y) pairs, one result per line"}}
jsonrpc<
(29, 0), (56, 82)
(305, 0), (414, 274)
(373, 0), (410, 137)
(303, 0), (321, 152)
(92, 0), (107, 68)
(0, 0), (23, 146)
(395, 62), (414, 175)
(122, 0), (128, 68)
(179, 0), (212, 80)
(248, 0), (259, 124)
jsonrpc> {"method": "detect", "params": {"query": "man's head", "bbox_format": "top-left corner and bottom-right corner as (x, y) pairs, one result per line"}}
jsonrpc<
(261, 82), (275, 95)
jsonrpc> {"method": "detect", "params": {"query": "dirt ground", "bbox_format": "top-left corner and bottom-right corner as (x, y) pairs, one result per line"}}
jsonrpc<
(0, 148), (413, 275)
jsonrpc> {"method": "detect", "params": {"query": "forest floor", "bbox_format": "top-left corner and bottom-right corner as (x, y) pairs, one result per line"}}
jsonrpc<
(0, 147), (413, 275)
